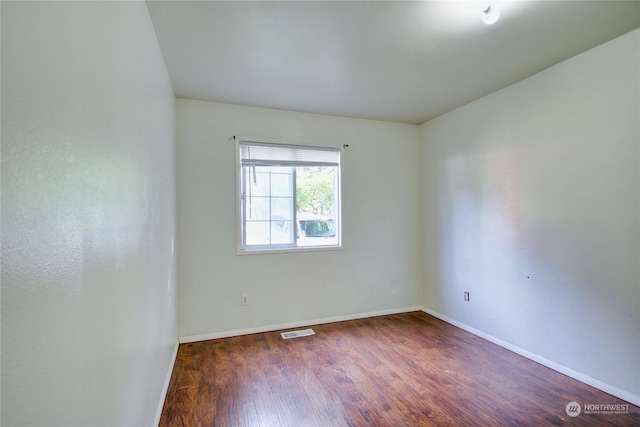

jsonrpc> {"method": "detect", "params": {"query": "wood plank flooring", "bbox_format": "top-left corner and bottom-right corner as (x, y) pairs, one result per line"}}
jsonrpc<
(160, 312), (640, 426)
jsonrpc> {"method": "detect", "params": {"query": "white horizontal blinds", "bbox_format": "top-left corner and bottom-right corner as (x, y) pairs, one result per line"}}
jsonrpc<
(240, 141), (340, 167)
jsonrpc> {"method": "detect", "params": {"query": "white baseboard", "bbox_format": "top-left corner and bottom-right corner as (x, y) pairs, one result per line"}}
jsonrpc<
(179, 306), (421, 344)
(421, 307), (640, 407)
(154, 339), (180, 427)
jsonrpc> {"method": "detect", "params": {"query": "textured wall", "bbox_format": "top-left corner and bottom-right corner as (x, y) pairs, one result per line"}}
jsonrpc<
(1, 2), (177, 425)
(176, 99), (422, 338)
(421, 29), (639, 402)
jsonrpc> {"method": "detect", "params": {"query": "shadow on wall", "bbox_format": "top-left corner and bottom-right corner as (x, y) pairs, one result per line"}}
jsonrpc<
(434, 143), (638, 375)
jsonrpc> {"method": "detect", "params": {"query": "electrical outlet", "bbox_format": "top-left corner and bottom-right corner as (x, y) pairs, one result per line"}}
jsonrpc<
(464, 291), (470, 302)
(241, 294), (249, 306)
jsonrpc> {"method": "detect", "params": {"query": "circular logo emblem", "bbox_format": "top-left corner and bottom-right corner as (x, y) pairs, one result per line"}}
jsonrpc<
(565, 401), (581, 417)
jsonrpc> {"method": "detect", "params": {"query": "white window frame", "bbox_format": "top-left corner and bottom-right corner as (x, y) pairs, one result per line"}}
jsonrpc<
(236, 138), (342, 254)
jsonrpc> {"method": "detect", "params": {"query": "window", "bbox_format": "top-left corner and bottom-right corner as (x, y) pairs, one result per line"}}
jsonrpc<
(237, 140), (341, 252)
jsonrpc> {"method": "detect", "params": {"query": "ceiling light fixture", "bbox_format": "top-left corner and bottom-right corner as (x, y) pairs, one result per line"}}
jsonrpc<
(482, 5), (500, 25)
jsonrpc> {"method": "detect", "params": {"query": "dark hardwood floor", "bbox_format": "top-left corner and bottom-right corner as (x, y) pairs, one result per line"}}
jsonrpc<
(160, 311), (640, 426)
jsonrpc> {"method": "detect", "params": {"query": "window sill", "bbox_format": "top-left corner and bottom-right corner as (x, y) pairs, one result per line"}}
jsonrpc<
(236, 245), (343, 256)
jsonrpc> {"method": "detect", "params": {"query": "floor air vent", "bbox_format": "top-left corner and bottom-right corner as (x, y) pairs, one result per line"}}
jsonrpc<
(281, 328), (316, 339)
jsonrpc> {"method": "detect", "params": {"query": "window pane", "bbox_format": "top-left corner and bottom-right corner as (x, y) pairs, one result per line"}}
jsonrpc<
(295, 166), (339, 247)
(245, 221), (270, 245)
(270, 169), (293, 197)
(246, 218), (295, 245)
(246, 170), (270, 197)
(271, 197), (293, 219)
(296, 166), (336, 217)
(243, 165), (295, 246)
(270, 219), (294, 244)
(245, 196), (270, 221)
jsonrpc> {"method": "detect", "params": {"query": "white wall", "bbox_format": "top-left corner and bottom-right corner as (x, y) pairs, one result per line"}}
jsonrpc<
(1, 2), (177, 426)
(421, 29), (639, 402)
(176, 99), (422, 338)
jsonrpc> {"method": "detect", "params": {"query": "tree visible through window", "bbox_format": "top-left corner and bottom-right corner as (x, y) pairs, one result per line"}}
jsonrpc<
(237, 140), (341, 252)
(296, 166), (335, 216)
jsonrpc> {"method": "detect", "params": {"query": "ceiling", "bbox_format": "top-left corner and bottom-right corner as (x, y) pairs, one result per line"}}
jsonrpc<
(147, 1), (640, 125)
